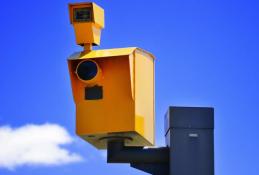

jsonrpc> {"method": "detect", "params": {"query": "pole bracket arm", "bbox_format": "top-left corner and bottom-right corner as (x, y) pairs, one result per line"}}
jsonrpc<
(107, 139), (169, 175)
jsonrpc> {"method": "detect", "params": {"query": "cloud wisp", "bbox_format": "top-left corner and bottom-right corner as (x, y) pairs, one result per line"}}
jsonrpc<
(0, 123), (83, 170)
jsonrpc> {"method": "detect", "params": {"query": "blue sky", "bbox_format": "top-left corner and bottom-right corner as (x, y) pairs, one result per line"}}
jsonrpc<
(0, 0), (259, 175)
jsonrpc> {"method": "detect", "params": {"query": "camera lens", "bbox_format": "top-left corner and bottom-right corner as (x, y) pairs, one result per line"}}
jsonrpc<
(76, 60), (98, 81)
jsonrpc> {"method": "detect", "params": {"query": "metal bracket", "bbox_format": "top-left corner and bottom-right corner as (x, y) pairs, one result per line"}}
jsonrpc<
(107, 139), (169, 175)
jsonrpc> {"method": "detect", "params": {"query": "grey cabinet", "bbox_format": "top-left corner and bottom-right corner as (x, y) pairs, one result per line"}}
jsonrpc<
(165, 107), (214, 175)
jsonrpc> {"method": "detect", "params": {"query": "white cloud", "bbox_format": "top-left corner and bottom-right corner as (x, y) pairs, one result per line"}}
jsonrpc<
(0, 123), (83, 170)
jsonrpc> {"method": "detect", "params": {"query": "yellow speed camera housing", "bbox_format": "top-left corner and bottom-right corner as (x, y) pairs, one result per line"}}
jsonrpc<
(68, 47), (155, 149)
(69, 2), (104, 46)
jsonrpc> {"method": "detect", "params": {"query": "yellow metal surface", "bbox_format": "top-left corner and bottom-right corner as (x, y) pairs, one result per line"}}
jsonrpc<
(134, 50), (155, 144)
(68, 47), (155, 149)
(73, 23), (102, 46)
(92, 3), (105, 28)
(68, 47), (155, 60)
(69, 2), (104, 46)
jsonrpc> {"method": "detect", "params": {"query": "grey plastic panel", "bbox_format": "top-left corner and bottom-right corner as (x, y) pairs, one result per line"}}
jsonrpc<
(165, 106), (214, 134)
(85, 86), (103, 100)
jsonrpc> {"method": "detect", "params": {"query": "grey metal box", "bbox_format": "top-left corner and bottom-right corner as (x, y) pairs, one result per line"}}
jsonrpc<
(165, 106), (214, 175)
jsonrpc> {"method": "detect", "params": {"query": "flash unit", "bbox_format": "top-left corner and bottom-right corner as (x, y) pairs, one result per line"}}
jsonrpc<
(69, 2), (104, 47)
(74, 8), (92, 22)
